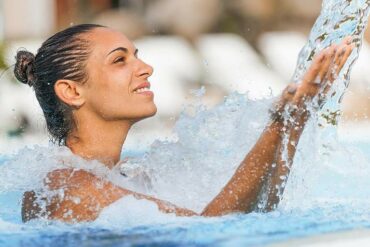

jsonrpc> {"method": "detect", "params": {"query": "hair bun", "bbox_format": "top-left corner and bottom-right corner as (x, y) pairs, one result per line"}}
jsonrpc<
(14, 50), (36, 86)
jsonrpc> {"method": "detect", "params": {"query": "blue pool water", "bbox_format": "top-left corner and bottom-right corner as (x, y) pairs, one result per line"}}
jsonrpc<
(1, 193), (370, 247)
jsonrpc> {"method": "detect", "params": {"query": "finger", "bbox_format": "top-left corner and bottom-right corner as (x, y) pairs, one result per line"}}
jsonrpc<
(319, 44), (352, 103)
(316, 38), (352, 107)
(336, 43), (355, 74)
(318, 46), (336, 82)
(342, 36), (353, 46)
(325, 37), (354, 82)
(327, 44), (346, 81)
(334, 43), (348, 68)
(333, 36), (353, 71)
(302, 52), (326, 84)
(319, 47), (348, 102)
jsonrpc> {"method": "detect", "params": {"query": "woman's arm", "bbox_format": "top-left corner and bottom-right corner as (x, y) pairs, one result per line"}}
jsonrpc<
(264, 38), (355, 211)
(202, 38), (354, 216)
(201, 119), (285, 216)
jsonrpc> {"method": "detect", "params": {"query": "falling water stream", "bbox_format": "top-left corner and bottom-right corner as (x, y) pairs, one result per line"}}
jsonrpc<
(1, 0), (370, 246)
(294, 0), (370, 117)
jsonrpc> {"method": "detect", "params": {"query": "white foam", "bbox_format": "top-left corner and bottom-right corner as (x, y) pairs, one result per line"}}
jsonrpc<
(94, 195), (177, 228)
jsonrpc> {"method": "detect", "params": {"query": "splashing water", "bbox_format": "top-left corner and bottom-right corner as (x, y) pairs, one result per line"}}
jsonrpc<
(294, 0), (370, 112)
(266, 0), (370, 209)
(2, 0), (370, 246)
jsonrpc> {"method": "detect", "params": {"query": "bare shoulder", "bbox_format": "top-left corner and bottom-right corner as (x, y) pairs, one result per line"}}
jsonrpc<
(45, 168), (100, 189)
(44, 168), (127, 222)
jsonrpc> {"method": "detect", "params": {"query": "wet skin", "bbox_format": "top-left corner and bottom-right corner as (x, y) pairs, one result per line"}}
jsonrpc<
(22, 28), (355, 222)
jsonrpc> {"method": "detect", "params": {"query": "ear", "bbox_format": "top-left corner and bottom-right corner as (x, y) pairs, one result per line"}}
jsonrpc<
(54, 79), (85, 108)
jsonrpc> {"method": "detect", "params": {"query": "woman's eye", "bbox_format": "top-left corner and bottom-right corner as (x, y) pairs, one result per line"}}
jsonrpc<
(114, 57), (126, 63)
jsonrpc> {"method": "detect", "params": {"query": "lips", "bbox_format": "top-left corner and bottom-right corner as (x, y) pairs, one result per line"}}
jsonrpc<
(132, 82), (154, 97)
(133, 82), (151, 94)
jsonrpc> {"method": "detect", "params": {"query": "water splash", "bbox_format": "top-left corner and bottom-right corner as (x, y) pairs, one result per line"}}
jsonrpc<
(267, 0), (370, 208)
(293, 0), (370, 113)
(125, 94), (272, 212)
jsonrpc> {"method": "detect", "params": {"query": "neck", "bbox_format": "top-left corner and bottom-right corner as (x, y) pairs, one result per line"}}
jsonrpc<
(66, 113), (133, 169)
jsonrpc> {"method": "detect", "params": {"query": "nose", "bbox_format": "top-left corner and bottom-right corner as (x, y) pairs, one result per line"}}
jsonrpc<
(135, 59), (153, 78)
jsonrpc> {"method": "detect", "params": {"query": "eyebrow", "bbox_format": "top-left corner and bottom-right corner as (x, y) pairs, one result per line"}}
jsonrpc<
(107, 47), (139, 56)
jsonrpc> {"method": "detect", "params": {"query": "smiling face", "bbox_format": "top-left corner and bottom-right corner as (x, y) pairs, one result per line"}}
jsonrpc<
(81, 27), (156, 123)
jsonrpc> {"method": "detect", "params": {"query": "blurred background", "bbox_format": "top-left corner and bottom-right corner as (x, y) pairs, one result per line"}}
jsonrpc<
(1, 0), (370, 153)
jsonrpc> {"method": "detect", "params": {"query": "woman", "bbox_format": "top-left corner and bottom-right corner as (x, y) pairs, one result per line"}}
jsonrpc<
(17, 24), (354, 222)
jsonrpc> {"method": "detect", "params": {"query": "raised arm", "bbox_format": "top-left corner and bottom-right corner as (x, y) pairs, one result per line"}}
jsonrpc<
(264, 38), (355, 211)
(201, 38), (354, 216)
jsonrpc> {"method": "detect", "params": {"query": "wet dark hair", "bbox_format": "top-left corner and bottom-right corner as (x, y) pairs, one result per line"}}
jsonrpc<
(14, 24), (105, 145)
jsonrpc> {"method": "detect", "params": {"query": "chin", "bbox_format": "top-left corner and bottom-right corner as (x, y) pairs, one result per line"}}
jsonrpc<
(134, 104), (157, 122)
(146, 104), (157, 117)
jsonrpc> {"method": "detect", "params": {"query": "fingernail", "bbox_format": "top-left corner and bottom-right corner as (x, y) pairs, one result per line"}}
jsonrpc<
(288, 86), (297, 94)
(313, 75), (321, 85)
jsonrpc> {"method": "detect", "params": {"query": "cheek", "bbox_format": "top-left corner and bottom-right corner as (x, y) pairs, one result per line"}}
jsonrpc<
(88, 70), (133, 116)
(95, 67), (132, 98)
(85, 66), (156, 119)
(106, 69), (134, 105)
(84, 72), (124, 112)
(94, 83), (131, 115)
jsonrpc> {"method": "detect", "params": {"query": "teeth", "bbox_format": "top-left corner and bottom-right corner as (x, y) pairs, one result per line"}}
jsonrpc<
(134, 87), (150, 93)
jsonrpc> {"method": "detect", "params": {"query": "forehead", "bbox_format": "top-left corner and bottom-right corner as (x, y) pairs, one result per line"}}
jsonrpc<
(86, 27), (136, 55)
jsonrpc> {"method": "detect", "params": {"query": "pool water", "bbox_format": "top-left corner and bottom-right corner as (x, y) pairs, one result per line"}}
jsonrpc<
(1, 194), (370, 246)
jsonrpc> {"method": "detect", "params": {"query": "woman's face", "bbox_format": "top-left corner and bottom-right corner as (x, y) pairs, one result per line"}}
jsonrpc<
(82, 27), (156, 122)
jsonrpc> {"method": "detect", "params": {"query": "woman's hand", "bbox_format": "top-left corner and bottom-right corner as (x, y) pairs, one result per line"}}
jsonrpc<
(270, 37), (354, 122)
(294, 37), (355, 106)
(263, 37), (355, 211)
